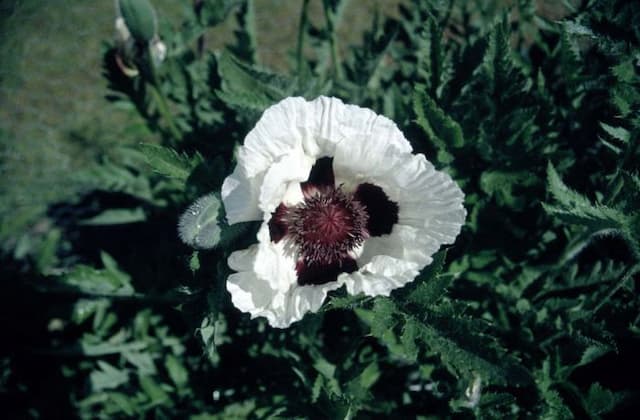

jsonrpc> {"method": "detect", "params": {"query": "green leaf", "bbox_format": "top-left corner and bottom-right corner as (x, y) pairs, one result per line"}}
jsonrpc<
(123, 351), (156, 375)
(311, 375), (324, 404)
(139, 375), (170, 405)
(228, 0), (257, 63)
(118, 0), (157, 42)
(79, 207), (147, 225)
(584, 383), (623, 416)
(599, 122), (630, 144)
(165, 354), (189, 390)
(108, 392), (136, 416)
(324, 292), (371, 311)
(61, 259), (134, 295)
(138, 143), (202, 182)
(73, 158), (155, 203)
(406, 250), (451, 310)
(369, 298), (399, 339)
(81, 341), (147, 357)
(578, 345), (613, 367)
(216, 51), (295, 112)
(544, 162), (629, 233)
(356, 362), (381, 390)
(399, 318), (420, 362)
(563, 20), (595, 38)
(412, 311), (531, 387)
(189, 251), (201, 273)
(178, 193), (222, 249)
(35, 228), (61, 272)
(413, 86), (464, 152)
(480, 170), (537, 208)
(90, 361), (129, 392)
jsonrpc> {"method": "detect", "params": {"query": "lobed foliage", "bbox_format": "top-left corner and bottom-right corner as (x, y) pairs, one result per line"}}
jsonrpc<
(1, 0), (639, 418)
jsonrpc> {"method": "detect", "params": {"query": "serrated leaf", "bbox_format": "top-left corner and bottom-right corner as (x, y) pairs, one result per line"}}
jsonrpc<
(73, 158), (155, 202)
(139, 143), (201, 182)
(228, 0), (257, 63)
(599, 122), (630, 144)
(585, 383), (623, 416)
(61, 262), (133, 295)
(480, 170), (537, 208)
(612, 59), (636, 84)
(406, 250), (451, 309)
(544, 162), (629, 233)
(90, 361), (129, 392)
(399, 318), (419, 362)
(178, 193), (222, 249)
(413, 87), (464, 152)
(216, 51), (295, 111)
(412, 314), (531, 387)
(578, 345), (613, 367)
(563, 20), (595, 38)
(324, 292), (370, 311)
(369, 298), (399, 338)
(540, 389), (573, 420)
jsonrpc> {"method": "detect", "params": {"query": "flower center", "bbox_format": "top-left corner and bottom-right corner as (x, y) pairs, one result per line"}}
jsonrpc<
(266, 157), (400, 286)
(288, 187), (368, 266)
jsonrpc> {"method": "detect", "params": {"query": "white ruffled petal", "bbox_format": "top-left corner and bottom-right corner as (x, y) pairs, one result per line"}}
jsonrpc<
(220, 165), (262, 224)
(239, 97), (308, 177)
(357, 224), (439, 268)
(226, 272), (278, 320)
(341, 255), (420, 297)
(252, 223), (298, 292)
(220, 96), (466, 328)
(258, 148), (314, 216)
(276, 282), (342, 328)
(390, 154), (466, 241)
(227, 225), (342, 328)
(331, 103), (412, 183)
(228, 246), (258, 272)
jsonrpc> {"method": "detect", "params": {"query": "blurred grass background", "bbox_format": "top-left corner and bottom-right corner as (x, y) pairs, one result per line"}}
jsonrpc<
(0, 0), (568, 242)
(0, 0), (403, 241)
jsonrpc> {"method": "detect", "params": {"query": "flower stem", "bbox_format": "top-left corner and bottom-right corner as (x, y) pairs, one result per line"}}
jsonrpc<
(322, 0), (345, 79)
(194, 0), (206, 57)
(591, 262), (640, 315)
(296, 0), (311, 77)
(148, 82), (181, 142)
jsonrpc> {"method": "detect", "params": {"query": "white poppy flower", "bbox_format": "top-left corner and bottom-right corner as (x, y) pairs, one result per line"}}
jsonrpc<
(222, 96), (466, 328)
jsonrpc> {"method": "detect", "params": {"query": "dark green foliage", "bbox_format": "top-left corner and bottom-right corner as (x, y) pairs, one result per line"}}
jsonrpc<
(1, 0), (639, 418)
(216, 50), (297, 112)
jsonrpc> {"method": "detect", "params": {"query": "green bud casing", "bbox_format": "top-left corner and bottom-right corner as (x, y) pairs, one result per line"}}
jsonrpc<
(118, 0), (157, 42)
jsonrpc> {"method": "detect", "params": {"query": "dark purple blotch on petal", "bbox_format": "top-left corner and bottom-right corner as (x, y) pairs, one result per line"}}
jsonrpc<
(354, 183), (399, 236)
(296, 257), (357, 286)
(268, 203), (289, 243)
(301, 157), (335, 196)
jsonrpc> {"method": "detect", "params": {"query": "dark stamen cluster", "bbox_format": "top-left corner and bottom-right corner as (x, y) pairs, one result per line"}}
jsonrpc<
(287, 187), (369, 266)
